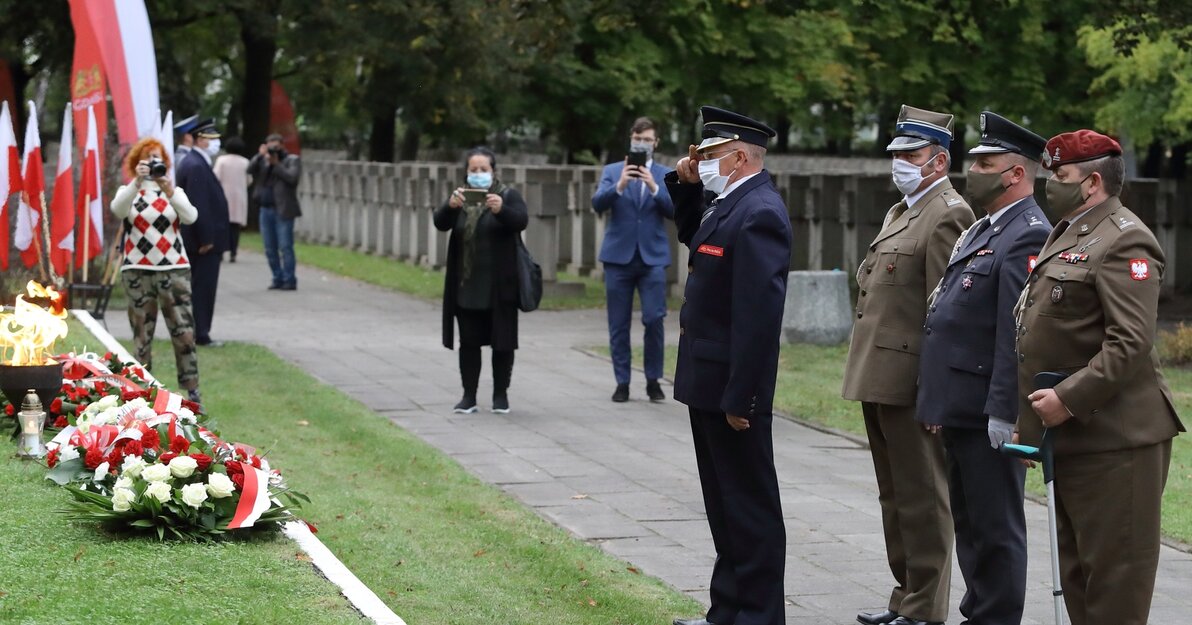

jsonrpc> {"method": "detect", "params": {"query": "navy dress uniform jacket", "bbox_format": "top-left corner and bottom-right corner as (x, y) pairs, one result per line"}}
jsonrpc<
(592, 161), (676, 265)
(917, 198), (1050, 427)
(177, 151), (230, 256)
(665, 170), (792, 418)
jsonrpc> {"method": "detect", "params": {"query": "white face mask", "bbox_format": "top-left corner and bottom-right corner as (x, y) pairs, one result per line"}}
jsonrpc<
(891, 154), (936, 196)
(204, 138), (221, 157)
(629, 141), (654, 158)
(698, 154), (734, 195)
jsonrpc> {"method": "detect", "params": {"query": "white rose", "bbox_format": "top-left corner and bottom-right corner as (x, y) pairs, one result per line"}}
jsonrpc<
(95, 408), (119, 425)
(145, 481), (172, 503)
(114, 476), (134, 490)
(121, 454), (147, 478)
(111, 487), (136, 512)
(168, 456), (198, 478)
(180, 483), (208, 509)
(176, 407), (196, 424)
(141, 463), (172, 483)
(92, 462), (110, 482)
(126, 397), (149, 411)
(206, 473), (236, 498)
(89, 394), (118, 413)
(60, 446), (80, 463)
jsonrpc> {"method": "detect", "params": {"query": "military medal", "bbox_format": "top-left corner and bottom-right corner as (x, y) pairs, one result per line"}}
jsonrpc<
(1051, 285), (1064, 303)
(962, 276), (973, 290)
(976, 249), (994, 256)
(1057, 252), (1089, 264)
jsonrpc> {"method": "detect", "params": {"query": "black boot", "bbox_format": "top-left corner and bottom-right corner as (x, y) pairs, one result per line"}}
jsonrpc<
(453, 392), (478, 414)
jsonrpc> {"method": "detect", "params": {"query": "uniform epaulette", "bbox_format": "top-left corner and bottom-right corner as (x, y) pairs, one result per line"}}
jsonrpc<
(1115, 214), (1137, 231)
(944, 191), (964, 207)
(1023, 210), (1046, 227)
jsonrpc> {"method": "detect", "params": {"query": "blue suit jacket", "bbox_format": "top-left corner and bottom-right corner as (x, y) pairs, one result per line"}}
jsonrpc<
(591, 161), (675, 265)
(666, 171), (792, 417)
(176, 151), (230, 256)
(916, 197), (1051, 427)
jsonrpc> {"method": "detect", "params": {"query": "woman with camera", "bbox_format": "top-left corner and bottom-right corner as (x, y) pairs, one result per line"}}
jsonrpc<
(110, 137), (203, 404)
(434, 147), (528, 414)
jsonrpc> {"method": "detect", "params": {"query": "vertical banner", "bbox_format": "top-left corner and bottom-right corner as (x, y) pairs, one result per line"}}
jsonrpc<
(270, 81), (301, 154)
(68, 0), (109, 168)
(76, 107), (103, 269)
(50, 104), (76, 276)
(80, 0), (159, 145)
(15, 101), (44, 270)
(0, 101), (19, 271)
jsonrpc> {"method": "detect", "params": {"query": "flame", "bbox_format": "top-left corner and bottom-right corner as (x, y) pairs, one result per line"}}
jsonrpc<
(0, 281), (69, 366)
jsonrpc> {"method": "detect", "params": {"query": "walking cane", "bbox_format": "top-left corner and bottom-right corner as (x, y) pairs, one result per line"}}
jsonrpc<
(1000, 371), (1068, 625)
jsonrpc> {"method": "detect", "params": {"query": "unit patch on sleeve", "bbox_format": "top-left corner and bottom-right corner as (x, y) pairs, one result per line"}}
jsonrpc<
(1130, 258), (1150, 281)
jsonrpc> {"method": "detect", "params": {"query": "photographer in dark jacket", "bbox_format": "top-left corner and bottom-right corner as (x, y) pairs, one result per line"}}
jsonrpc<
(434, 147), (528, 415)
(248, 133), (303, 290)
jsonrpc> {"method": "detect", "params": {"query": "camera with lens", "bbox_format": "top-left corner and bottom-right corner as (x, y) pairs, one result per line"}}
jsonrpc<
(267, 145), (284, 156)
(147, 157), (167, 179)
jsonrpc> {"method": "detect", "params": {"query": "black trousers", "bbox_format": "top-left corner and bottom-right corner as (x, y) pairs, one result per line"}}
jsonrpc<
(457, 308), (513, 394)
(689, 407), (785, 625)
(228, 224), (242, 258)
(942, 426), (1027, 625)
(190, 251), (222, 343)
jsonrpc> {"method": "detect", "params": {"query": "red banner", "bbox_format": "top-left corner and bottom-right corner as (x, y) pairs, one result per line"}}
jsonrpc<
(270, 81), (301, 154)
(69, 0), (108, 171)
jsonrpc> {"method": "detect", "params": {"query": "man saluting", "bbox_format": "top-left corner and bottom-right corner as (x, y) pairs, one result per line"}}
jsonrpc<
(665, 106), (792, 625)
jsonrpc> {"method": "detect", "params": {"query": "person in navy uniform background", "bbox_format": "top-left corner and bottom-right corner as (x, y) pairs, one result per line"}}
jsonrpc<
(915, 112), (1050, 625)
(176, 118), (230, 347)
(591, 116), (675, 403)
(665, 106), (792, 625)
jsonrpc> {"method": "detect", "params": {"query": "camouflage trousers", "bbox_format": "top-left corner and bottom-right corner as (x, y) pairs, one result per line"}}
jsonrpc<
(121, 268), (199, 391)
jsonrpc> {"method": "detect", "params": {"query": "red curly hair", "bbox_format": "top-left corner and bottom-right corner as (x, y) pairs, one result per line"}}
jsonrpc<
(123, 137), (171, 179)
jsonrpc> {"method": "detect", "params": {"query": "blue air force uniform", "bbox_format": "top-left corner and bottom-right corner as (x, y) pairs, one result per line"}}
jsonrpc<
(915, 112), (1051, 625)
(665, 107), (791, 625)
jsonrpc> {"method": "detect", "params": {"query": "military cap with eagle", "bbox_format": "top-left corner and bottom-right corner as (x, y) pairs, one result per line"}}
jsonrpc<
(192, 118), (221, 139)
(969, 111), (1047, 161)
(1041, 129), (1122, 171)
(696, 106), (777, 153)
(886, 104), (954, 152)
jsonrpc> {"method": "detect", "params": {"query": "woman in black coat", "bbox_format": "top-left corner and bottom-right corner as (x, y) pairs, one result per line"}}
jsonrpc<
(434, 147), (528, 414)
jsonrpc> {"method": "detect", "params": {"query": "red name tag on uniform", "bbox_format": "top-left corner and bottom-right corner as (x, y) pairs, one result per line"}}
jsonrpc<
(697, 244), (724, 257)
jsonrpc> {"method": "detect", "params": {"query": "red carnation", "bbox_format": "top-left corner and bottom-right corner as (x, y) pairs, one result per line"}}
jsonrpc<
(123, 440), (144, 458)
(170, 435), (190, 454)
(50, 398), (63, 415)
(46, 447), (59, 468)
(76, 403), (88, 415)
(189, 453), (212, 472)
(83, 447), (104, 470)
(4, 404), (12, 416)
(159, 452), (177, 464)
(61, 383), (71, 393)
(142, 429), (160, 450)
(94, 382), (107, 395)
(249, 455), (262, 469)
(102, 351), (113, 362)
(182, 399), (201, 413)
(52, 415), (68, 428)
(106, 449), (124, 468)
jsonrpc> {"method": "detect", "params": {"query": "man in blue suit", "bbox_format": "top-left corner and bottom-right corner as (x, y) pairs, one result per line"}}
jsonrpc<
(666, 106), (792, 625)
(915, 112), (1050, 625)
(176, 118), (230, 349)
(592, 117), (675, 403)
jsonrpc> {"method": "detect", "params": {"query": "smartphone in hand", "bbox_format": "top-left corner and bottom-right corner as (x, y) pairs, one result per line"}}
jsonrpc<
(626, 150), (648, 168)
(462, 189), (488, 205)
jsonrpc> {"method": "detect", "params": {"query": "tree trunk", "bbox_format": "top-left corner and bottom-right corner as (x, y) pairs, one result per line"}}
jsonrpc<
(949, 122), (967, 173)
(399, 126), (420, 161)
(237, 7), (279, 148)
(369, 108), (396, 162)
(1142, 141), (1164, 178)
(774, 113), (791, 153)
(1168, 142), (1189, 179)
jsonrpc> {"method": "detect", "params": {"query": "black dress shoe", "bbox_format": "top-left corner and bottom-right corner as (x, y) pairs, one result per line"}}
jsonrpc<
(857, 609), (899, 625)
(268, 283), (282, 290)
(611, 383), (629, 402)
(646, 379), (666, 402)
(888, 617), (943, 625)
(673, 618), (714, 625)
(280, 282), (297, 291)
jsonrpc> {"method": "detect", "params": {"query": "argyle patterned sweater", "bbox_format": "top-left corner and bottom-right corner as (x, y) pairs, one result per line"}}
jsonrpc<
(110, 179), (199, 271)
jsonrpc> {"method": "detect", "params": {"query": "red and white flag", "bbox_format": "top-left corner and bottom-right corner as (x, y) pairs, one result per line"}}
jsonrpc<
(0, 101), (20, 271)
(75, 0), (158, 145)
(153, 388), (183, 414)
(227, 466), (273, 529)
(15, 100), (45, 269)
(49, 103), (75, 276)
(75, 106), (103, 268)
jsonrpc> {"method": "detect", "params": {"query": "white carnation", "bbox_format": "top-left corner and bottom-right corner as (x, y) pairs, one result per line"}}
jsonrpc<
(180, 483), (208, 508)
(125, 397), (149, 411)
(168, 455), (198, 478)
(111, 488), (136, 512)
(87, 394), (118, 414)
(134, 406), (157, 421)
(145, 481), (172, 503)
(120, 454), (147, 478)
(206, 473), (236, 498)
(92, 462), (110, 482)
(175, 407), (196, 424)
(94, 408), (119, 425)
(141, 463), (172, 483)
(60, 446), (80, 463)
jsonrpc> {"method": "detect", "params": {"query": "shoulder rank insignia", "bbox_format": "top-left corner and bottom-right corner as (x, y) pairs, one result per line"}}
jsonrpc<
(1117, 216), (1136, 230)
(946, 197), (962, 206)
(1025, 211), (1044, 226)
(1057, 252), (1089, 264)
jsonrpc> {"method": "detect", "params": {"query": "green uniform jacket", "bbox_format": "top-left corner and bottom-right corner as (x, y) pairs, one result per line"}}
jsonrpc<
(1015, 196), (1185, 455)
(842, 179), (975, 406)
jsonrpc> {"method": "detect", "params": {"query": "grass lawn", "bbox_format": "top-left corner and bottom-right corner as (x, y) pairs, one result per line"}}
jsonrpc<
(0, 321), (701, 624)
(598, 342), (1192, 546)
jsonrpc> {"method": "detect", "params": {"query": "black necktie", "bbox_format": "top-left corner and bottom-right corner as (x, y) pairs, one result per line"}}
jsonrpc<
(701, 199), (719, 226)
(968, 217), (991, 245)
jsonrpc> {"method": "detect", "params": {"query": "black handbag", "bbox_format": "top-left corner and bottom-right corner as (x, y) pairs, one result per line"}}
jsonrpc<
(515, 237), (543, 312)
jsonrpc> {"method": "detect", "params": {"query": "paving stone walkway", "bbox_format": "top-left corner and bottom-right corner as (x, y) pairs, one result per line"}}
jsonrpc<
(110, 251), (1192, 624)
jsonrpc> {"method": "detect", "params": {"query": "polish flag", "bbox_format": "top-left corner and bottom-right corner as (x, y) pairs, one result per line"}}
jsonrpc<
(0, 101), (20, 271)
(15, 101), (45, 270)
(153, 109), (175, 182)
(153, 388), (183, 414)
(49, 103), (75, 276)
(75, 0), (158, 145)
(227, 466), (273, 529)
(75, 106), (103, 268)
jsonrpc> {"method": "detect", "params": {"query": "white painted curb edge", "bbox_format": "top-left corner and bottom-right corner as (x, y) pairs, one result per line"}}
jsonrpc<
(70, 310), (407, 625)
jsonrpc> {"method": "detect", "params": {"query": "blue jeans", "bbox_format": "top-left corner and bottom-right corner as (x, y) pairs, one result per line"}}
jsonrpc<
(603, 252), (667, 385)
(260, 206), (296, 287)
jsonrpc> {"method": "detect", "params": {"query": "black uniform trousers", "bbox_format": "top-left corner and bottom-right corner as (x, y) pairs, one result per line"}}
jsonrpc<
(190, 251), (221, 344)
(942, 426), (1027, 625)
(689, 407), (785, 625)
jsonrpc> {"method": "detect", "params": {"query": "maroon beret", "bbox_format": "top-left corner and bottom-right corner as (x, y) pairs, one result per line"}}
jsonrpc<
(1041, 130), (1122, 170)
